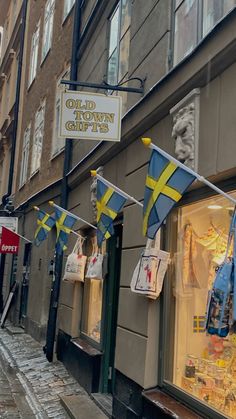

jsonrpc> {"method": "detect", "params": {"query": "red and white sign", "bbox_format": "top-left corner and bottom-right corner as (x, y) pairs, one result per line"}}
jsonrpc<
(0, 227), (20, 254)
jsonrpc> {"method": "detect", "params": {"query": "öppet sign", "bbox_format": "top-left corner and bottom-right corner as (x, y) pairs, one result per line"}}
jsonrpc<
(59, 90), (122, 142)
(0, 227), (20, 254)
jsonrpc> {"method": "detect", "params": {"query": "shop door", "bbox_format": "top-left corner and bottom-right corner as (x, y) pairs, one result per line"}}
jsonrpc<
(101, 223), (122, 394)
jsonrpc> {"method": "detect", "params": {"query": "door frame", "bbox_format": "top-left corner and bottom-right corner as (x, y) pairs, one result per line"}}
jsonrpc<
(100, 222), (123, 393)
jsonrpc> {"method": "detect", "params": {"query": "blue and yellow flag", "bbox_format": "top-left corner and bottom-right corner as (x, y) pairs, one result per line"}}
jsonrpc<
(54, 207), (77, 254)
(97, 179), (126, 247)
(34, 209), (55, 246)
(143, 150), (196, 238)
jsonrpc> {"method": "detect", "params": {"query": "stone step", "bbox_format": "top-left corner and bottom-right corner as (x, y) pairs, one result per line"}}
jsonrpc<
(60, 394), (108, 419)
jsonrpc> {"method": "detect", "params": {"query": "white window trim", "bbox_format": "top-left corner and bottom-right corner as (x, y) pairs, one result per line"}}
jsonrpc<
(51, 68), (70, 158)
(41, 0), (55, 63)
(28, 21), (40, 87)
(19, 123), (31, 188)
(30, 101), (46, 177)
(63, 0), (75, 22)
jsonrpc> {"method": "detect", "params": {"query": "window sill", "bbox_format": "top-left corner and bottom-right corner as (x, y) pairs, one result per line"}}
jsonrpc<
(40, 49), (51, 67)
(29, 169), (39, 180)
(50, 147), (65, 161)
(27, 77), (36, 92)
(18, 182), (26, 190)
(142, 388), (203, 419)
(71, 337), (102, 357)
(62, 6), (75, 26)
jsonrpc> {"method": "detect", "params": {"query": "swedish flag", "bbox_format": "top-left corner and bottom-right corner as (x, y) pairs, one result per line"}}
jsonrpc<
(34, 209), (55, 246)
(54, 207), (77, 254)
(97, 179), (126, 247)
(143, 150), (196, 238)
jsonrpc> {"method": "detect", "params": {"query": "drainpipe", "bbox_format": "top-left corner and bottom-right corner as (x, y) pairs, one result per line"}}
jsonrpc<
(45, 0), (83, 362)
(0, 0), (28, 313)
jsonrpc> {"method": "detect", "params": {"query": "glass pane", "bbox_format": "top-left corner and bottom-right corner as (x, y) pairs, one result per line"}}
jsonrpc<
(81, 278), (103, 343)
(174, 0), (198, 65)
(223, 0), (236, 15)
(120, 0), (131, 38)
(169, 192), (236, 418)
(118, 30), (130, 81)
(203, 0), (236, 37)
(109, 6), (120, 57)
(107, 49), (118, 85)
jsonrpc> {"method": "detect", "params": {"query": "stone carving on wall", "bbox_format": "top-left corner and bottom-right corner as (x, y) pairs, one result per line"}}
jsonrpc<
(170, 88), (200, 171)
(90, 166), (103, 222)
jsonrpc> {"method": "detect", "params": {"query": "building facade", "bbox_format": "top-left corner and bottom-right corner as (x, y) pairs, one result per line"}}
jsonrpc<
(1, 1), (236, 418)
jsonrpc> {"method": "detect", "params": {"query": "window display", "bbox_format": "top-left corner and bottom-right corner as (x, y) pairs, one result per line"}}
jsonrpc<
(170, 192), (236, 418)
(81, 278), (103, 343)
(81, 237), (106, 344)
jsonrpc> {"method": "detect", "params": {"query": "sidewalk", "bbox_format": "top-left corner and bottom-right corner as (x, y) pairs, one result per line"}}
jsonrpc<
(0, 323), (108, 418)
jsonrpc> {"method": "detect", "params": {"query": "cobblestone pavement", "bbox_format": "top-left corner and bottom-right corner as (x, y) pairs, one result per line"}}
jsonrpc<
(0, 324), (85, 418)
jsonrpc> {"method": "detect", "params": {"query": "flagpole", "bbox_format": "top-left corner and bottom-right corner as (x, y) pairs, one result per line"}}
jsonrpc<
(90, 171), (143, 207)
(48, 201), (97, 230)
(4, 227), (32, 243)
(142, 138), (236, 206)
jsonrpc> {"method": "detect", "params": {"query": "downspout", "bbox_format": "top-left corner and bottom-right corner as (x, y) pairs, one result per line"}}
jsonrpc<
(0, 0), (28, 314)
(45, 0), (83, 362)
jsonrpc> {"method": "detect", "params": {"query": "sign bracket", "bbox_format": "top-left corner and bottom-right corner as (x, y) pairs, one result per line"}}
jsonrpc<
(60, 77), (145, 95)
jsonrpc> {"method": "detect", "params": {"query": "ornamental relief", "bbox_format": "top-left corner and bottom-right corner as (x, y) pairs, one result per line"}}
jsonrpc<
(170, 88), (200, 171)
(90, 166), (103, 222)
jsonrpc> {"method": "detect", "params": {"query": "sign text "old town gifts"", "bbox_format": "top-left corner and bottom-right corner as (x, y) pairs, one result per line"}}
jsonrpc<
(60, 91), (122, 142)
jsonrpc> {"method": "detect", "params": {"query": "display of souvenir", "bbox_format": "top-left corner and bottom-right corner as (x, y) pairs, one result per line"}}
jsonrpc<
(185, 354), (198, 378)
(212, 388), (226, 410)
(181, 376), (194, 393)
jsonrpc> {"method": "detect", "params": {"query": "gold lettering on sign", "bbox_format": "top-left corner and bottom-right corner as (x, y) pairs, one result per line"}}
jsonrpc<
(64, 95), (118, 136)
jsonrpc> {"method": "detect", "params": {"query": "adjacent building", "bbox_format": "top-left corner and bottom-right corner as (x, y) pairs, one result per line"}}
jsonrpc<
(1, 1), (236, 418)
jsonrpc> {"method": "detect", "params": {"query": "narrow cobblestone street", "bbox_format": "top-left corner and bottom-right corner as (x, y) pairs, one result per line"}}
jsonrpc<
(0, 324), (85, 418)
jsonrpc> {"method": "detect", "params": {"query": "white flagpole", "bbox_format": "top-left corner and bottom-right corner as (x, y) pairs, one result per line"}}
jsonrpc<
(48, 201), (97, 230)
(4, 227), (32, 243)
(90, 171), (143, 207)
(142, 138), (236, 206)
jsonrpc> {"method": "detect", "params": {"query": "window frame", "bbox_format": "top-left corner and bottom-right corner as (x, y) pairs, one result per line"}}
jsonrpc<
(19, 123), (31, 188)
(172, 0), (236, 67)
(30, 101), (46, 177)
(28, 21), (40, 87)
(79, 231), (106, 351)
(107, 0), (131, 87)
(159, 179), (236, 419)
(51, 68), (70, 158)
(41, 0), (55, 63)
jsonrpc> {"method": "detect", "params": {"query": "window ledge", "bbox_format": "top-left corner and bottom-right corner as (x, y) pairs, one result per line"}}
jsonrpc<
(142, 389), (203, 419)
(50, 147), (65, 161)
(71, 337), (102, 357)
(27, 77), (36, 92)
(62, 6), (74, 26)
(40, 49), (51, 67)
(29, 169), (39, 180)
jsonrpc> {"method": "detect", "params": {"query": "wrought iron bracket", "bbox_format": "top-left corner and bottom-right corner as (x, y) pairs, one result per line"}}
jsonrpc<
(61, 76), (145, 95)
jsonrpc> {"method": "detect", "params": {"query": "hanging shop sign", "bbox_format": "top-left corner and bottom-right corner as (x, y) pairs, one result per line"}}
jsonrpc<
(0, 227), (20, 254)
(59, 90), (122, 142)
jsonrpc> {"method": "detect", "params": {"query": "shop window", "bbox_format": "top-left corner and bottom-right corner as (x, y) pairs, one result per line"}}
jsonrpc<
(42, 0), (55, 62)
(173, 0), (236, 65)
(81, 236), (106, 345)
(107, 0), (131, 97)
(165, 192), (236, 418)
(19, 123), (31, 187)
(30, 101), (45, 176)
(51, 68), (69, 157)
(63, 0), (75, 21)
(28, 21), (40, 87)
